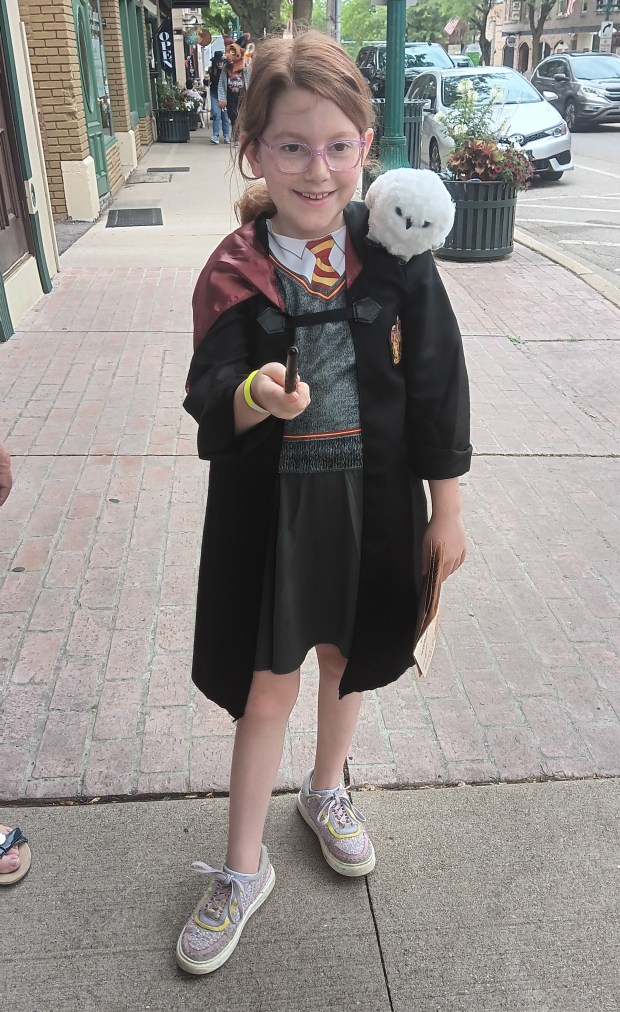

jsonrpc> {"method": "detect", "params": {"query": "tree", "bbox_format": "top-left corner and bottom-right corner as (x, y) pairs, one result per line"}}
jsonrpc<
(528, 0), (556, 68)
(220, 0), (283, 39)
(293, 0), (313, 30)
(464, 0), (494, 65)
(447, 0), (494, 64)
(201, 0), (237, 37)
(406, 0), (448, 43)
(340, 0), (387, 47)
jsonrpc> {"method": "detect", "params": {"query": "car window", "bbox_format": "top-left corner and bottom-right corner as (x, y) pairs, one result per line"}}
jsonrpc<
(571, 56), (620, 80)
(442, 71), (543, 106)
(408, 76), (428, 100)
(422, 77), (437, 102)
(405, 46), (453, 70)
(538, 59), (564, 79)
(357, 48), (369, 67)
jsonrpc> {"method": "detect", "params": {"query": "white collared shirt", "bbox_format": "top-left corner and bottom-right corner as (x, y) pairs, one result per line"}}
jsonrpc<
(266, 221), (346, 282)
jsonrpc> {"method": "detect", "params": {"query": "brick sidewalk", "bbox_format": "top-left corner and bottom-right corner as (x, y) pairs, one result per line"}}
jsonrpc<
(1, 249), (619, 800)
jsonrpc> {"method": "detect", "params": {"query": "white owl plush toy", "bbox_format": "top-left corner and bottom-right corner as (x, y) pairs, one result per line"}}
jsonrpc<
(365, 168), (455, 261)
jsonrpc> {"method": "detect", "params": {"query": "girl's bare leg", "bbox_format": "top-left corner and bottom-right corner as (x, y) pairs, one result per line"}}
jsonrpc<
(312, 643), (361, 790)
(226, 668), (300, 874)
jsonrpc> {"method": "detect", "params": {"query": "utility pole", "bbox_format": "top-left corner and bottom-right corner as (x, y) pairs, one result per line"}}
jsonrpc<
(379, 0), (408, 170)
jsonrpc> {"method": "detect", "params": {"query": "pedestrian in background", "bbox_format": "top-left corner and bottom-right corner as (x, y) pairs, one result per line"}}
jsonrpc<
(177, 30), (471, 976)
(208, 51), (230, 144)
(0, 441), (12, 506)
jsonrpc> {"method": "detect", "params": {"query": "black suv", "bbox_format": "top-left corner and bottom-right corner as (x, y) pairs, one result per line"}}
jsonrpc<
(356, 42), (455, 97)
(531, 51), (620, 130)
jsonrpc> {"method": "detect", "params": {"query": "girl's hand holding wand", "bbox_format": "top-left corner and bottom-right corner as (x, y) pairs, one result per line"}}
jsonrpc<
(234, 360), (310, 435)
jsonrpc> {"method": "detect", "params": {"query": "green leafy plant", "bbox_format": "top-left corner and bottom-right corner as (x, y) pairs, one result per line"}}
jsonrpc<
(156, 79), (192, 113)
(436, 78), (534, 191)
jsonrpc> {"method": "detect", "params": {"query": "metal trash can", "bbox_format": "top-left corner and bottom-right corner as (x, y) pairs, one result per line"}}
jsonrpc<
(362, 98), (424, 196)
(435, 180), (518, 262)
(404, 99), (424, 170)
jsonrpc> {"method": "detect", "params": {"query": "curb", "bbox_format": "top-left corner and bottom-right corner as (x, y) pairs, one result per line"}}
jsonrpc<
(514, 228), (620, 311)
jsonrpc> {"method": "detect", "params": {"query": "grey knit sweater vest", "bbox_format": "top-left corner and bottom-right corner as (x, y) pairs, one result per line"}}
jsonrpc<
(274, 265), (363, 475)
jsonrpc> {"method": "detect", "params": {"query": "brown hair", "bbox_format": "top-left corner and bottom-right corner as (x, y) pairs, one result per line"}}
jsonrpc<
(235, 31), (374, 224)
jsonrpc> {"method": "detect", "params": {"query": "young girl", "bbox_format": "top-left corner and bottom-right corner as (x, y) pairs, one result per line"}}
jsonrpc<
(177, 31), (471, 976)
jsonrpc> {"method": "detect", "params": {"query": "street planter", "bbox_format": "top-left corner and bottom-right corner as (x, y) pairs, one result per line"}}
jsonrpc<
(156, 110), (190, 143)
(435, 179), (518, 262)
(188, 110), (199, 132)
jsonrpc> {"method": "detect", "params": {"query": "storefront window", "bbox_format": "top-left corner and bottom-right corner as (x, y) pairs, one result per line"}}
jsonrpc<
(88, 0), (113, 137)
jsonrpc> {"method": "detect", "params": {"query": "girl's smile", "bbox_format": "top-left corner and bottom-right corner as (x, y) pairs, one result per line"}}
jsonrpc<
(244, 89), (373, 240)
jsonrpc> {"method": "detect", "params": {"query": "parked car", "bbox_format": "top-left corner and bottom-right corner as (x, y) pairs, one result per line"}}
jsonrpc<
(406, 65), (573, 182)
(530, 51), (620, 131)
(451, 54), (474, 67)
(356, 41), (455, 97)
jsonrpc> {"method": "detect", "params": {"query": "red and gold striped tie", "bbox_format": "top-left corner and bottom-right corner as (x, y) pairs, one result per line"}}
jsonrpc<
(306, 236), (340, 293)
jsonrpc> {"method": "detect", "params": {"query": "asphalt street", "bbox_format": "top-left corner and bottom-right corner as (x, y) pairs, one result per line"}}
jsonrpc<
(516, 125), (620, 291)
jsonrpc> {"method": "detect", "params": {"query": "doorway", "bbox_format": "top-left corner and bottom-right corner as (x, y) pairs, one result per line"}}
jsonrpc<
(502, 44), (515, 68)
(73, 0), (109, 197)
(518, 42), (530, 73)
(0, 33), (32, 275)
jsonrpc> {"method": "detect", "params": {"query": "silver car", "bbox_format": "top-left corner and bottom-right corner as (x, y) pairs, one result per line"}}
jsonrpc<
(406, 66), (573, 182)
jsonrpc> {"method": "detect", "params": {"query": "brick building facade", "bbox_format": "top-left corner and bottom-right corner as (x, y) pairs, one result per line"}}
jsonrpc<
(491, 0), (619, 73)
(19, 0), (162, 222)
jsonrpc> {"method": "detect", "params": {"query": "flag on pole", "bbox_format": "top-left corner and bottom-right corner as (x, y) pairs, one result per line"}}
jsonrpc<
(444, 16), (461, 35)
(566, 0), (577, 12)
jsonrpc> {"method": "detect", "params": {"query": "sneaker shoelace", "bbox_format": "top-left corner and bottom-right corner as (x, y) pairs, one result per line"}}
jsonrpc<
(191, 862), (245, 926)
(317, 788), (367, 830)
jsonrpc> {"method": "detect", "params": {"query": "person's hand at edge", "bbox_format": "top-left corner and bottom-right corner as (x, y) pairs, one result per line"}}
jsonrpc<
(0, 442), (13, 506)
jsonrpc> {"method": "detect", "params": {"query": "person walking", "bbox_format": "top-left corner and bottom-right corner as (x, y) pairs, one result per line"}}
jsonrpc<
(208, 51), (230, 144)
(176, 30), (471, 976)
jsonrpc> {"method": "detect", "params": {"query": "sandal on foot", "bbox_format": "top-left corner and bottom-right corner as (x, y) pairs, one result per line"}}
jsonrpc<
(0, 827), (32, 885)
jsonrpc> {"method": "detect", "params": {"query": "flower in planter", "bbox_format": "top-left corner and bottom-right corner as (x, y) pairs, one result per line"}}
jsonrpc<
(156, 79), (190, 113)
(436, 79), (534, 191)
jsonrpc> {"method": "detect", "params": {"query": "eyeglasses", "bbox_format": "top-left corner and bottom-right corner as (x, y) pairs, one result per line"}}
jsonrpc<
(258, 137), (366, 174)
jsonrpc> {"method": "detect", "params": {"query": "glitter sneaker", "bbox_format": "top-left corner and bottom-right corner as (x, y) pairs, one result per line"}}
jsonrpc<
(297, 769), (375, 877)
(175, 843), (275, 975)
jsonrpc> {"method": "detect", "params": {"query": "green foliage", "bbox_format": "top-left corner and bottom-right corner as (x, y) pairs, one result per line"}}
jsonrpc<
(157, 79), (193, 112)
(339, 0), (387, 49)
(406, 0), (448, 43)
(311, 0), (327, 33)
(437, 76), (500, 142)
(439, 79), (534, 190)
(202, 0), (237, 36)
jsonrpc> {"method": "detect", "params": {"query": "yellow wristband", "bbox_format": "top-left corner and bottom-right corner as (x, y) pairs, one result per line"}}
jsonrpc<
(243, 370), (270, 415)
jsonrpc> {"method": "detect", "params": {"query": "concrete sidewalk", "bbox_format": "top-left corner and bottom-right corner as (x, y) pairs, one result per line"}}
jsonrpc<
(2, 129), (619, 800)
(2, 779), (620, 1010)
(2, 779), (620, 1011)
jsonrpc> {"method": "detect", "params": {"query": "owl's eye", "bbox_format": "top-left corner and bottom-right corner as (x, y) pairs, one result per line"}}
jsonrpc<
(422, 220), (431, 228)
(395, 207), (403, 217)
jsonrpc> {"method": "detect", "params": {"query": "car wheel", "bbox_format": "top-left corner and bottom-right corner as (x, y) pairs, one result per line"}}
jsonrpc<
(429, 139), (441, 174)
(564, 99), (580, 132)
(541, 170), (564, 181)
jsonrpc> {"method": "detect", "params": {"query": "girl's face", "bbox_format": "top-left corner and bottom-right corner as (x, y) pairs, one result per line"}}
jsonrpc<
(244, 88), (373, 240)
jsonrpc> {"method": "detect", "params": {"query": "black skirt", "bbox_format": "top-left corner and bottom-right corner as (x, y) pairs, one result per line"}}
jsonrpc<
(253, 469), (363, 674)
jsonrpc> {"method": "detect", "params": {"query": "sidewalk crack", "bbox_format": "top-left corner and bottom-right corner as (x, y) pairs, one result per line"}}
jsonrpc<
(365, 876), (395, 1012)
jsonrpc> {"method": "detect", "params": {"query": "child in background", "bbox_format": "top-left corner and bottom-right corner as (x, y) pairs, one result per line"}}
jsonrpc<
(178, 30), (471, 976)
